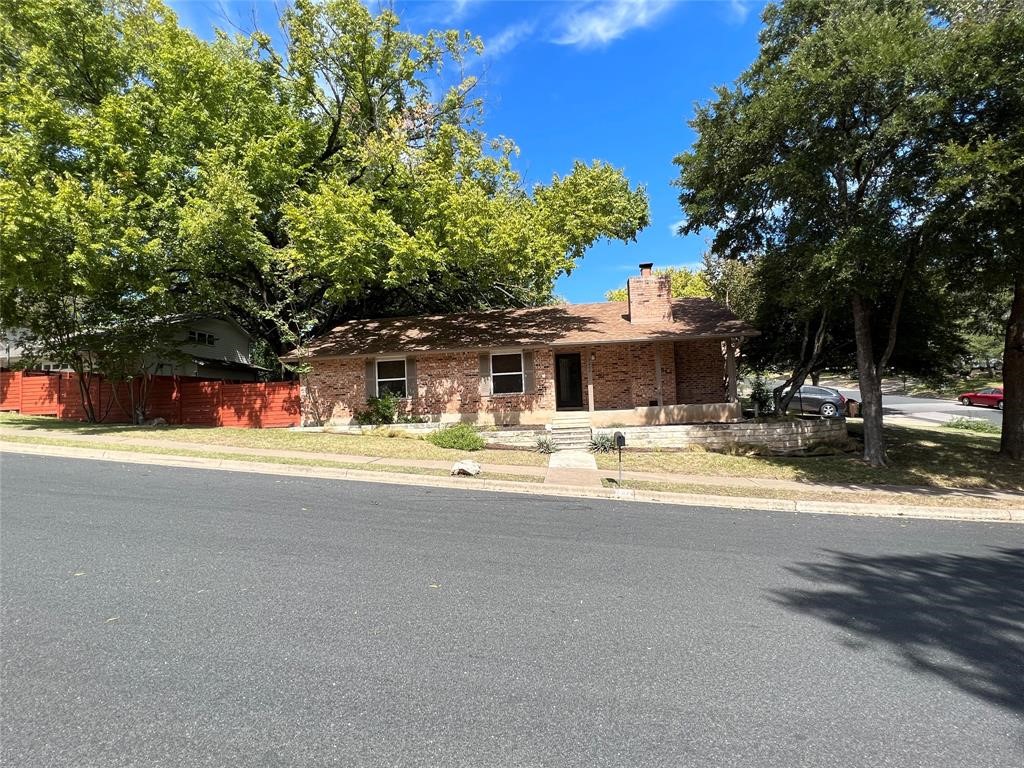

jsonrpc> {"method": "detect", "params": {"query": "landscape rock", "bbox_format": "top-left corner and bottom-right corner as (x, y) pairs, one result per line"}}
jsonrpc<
(450, 460), (482, 477)
(144, 417), (168, 427)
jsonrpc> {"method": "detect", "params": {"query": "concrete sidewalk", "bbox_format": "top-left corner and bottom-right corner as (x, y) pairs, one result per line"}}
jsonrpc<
(2, 440), (1021, 524)
(0, 426), (548, 479)
(1, 425), (1021, 511)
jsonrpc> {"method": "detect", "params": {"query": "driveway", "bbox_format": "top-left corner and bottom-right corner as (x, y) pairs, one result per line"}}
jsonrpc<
(2, 453), (1022, 767)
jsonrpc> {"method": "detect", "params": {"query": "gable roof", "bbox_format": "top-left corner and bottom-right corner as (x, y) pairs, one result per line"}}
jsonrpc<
(287, 298), (758, 360)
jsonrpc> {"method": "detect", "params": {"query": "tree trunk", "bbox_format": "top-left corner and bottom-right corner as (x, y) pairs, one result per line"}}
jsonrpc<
(76, 368), (97, 423)
(999, 274), (1023, 461)
(852, 295), (887, 467)
(810, 370), (821, 386)
(774, 312), (830, 415)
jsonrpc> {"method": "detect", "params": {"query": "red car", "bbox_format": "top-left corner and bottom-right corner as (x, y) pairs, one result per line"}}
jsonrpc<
(958, 386), (1004, 410)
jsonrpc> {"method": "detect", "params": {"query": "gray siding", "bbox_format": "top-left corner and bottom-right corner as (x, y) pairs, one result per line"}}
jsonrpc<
(178, 318), (251, 365)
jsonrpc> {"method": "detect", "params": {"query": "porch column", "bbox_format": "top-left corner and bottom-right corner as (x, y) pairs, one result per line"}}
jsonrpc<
(654, 344), (664, 406)
(586, 349), (595, 412)
(726, 338), (738, 402)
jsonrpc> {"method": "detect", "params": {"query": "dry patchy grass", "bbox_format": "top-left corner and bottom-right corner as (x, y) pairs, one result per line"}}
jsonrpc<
(594, 422), (1022, 492)
(0, 433), (545, 483)
(0, 413), (547, 467)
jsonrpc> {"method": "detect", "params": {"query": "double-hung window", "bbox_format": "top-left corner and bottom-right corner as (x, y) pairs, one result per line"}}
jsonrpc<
(376, 358), (408, 398)
(491, 352), (524, 395)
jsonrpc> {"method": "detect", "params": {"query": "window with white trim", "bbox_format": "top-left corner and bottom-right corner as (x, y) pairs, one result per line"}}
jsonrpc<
(491, 352), (524, 395)
(376, 358), (408, 398)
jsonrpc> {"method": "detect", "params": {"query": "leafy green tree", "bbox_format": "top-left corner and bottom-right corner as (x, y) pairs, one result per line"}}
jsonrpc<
(932, 0), (1024, 459)
(714, 248), (969, 412)
(0, 0), (216, 419)
(676, 0), (955, 466)
(1, 0), (650, 409)
(177, 0), (649, 357)
(701, 255), (758, 320)
(605, 266), (711, 302)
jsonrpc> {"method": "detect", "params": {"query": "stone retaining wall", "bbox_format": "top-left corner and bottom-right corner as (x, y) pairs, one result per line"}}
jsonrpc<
(481, 427), (547, 449)
(300, 417), (847, 453)
(594, 418), (848, 451)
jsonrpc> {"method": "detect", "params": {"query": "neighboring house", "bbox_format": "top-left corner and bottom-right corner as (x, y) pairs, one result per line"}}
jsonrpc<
(0, 329), (73, 373)
(291, 263), (759, 427)
(154, 317), (262, 382)
(1, 316), (263, 382)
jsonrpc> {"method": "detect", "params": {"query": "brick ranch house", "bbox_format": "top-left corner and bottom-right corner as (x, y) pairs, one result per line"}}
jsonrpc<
(290, 263), (758, 428)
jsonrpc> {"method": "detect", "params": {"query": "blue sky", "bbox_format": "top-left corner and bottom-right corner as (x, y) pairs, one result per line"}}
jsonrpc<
(169, 1), (765, 302)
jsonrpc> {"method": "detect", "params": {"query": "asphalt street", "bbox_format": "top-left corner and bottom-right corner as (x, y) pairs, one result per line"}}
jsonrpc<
(2, 453), (1022, 767)
(777, 380), (1004, 426)
(832, 387), (1004, 426)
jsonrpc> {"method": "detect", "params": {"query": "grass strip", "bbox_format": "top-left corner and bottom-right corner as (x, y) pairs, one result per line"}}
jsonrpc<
(601, 478), (1020, 510)
(594, 422), (1020, 492)
(0, 434), (544, 484)
(0, 413), (549, 467)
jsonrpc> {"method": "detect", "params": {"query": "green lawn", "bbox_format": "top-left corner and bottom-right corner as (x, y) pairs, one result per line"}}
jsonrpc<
(0, 413), (549, 467)
(595, 422), (1022, 492)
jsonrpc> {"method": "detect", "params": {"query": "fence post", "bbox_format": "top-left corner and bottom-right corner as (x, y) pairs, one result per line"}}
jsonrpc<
(174, 376), (182, 425)
(16, 371), (23, 413)
(56, 373), (63, 420)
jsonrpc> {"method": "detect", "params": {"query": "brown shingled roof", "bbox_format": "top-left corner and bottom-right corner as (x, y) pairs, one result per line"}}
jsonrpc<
(287, 298), (758, 360)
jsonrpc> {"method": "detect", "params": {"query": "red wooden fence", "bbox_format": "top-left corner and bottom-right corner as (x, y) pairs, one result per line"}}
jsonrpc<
(0, 371), (300, 428)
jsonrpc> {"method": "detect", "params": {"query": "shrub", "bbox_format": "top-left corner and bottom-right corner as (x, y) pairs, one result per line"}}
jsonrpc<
(535, 435), (557, 454)
(396, 413), (428, 424)
(748, 374), (775, 415)
(367, 426), (417, 439)
(947, 416), (1000, 434)
(589, 433), (616, 453)
(354, 392), (399, 425)
(426, 423), (486, 451)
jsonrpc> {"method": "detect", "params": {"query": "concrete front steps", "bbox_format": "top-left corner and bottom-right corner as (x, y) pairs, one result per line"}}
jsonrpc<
(550, 412), (592, 450)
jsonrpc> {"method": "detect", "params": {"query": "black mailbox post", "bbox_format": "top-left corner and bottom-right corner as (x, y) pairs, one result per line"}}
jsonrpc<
(613, 431), (626, 484)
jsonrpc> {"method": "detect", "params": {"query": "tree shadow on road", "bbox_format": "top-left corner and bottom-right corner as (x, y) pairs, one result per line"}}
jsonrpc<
(772, 547), (1024, 713)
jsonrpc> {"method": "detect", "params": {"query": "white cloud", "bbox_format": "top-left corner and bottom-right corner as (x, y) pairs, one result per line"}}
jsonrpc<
(484, 21), (536, 58)
(668, 219), (686, 235)
(447, 0), (481, 22)
(555, 0), (676, 48)
(727, 0), (751, 24)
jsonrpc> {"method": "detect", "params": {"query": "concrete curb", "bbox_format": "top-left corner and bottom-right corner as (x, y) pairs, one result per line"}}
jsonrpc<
(1, 441), (1019, 523)
(5, 426), (1017, 501)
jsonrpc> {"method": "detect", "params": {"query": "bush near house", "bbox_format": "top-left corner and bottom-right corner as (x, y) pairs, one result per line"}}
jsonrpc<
(353, 393), (400, 425)
(425, 424), (485, 452)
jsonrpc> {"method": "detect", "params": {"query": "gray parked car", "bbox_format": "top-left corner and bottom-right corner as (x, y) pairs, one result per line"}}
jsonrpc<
(785, 385), (847, 418)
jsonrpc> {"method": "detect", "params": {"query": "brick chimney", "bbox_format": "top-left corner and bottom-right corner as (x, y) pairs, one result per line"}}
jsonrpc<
(627, 262), (673, 323)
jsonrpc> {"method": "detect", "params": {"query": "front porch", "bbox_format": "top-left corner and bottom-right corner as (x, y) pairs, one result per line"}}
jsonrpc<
(548, 337), (744, 427)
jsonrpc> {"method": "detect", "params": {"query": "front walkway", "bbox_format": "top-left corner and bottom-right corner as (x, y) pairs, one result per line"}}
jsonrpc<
(543, 449), (602, 487)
